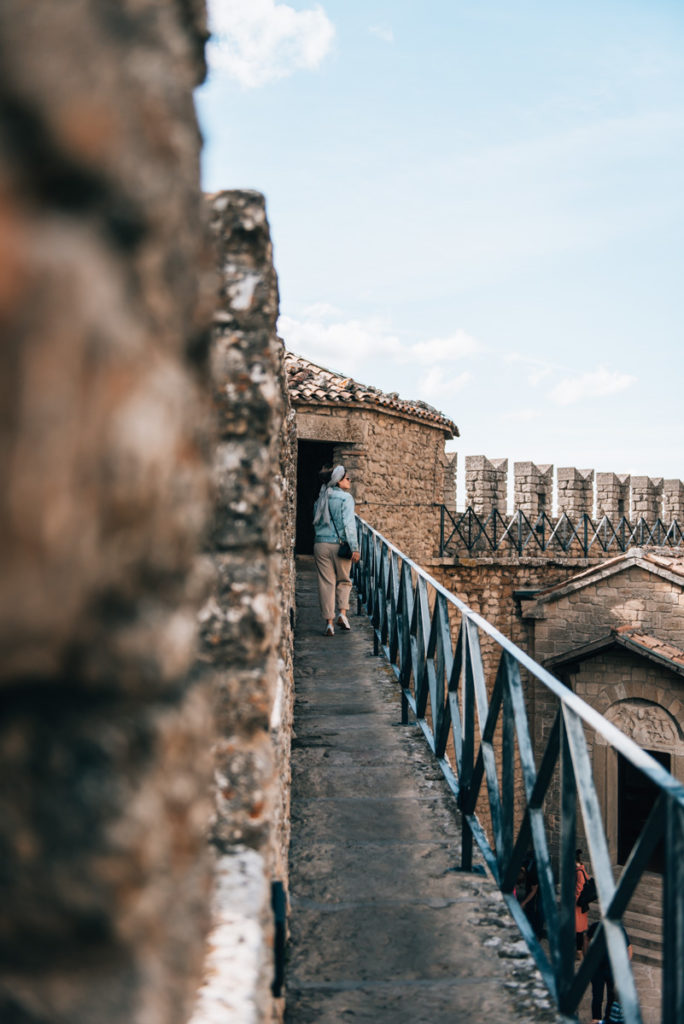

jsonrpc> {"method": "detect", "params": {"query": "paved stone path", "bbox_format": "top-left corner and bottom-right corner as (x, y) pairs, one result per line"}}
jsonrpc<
(285, 558), (566, 1024)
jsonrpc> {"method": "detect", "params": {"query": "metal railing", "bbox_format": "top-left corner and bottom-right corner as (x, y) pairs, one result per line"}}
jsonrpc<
(353, 515), (684, 1024)
(439, 506), (684, 557)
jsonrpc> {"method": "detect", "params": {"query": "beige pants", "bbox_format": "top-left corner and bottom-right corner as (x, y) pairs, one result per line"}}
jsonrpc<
(313, 542), (352, 620)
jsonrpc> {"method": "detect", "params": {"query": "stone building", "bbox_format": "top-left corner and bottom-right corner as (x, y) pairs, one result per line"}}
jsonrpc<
(285, 352), (459, 564)
(518, 550), (684, 964)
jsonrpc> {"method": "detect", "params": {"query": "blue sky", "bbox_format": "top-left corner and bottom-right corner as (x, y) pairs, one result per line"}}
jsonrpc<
(196, 1), (684, 502)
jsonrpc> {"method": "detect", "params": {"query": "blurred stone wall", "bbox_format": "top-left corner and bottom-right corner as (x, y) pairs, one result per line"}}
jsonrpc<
(0, 2), (216, 1022)
(189, 192), (296, 1024)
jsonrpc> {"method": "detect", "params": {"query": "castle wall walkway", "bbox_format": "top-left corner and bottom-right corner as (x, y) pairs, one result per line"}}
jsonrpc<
(285, 557), (564, 1024)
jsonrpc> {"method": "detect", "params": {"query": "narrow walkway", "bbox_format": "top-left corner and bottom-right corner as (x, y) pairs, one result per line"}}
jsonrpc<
(285, 558), (564, 1024)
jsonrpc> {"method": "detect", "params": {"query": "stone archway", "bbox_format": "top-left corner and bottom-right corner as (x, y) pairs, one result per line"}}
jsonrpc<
(594, 698), (684, 867)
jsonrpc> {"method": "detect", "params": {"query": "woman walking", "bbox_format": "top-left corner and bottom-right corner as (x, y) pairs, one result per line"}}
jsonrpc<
(313, 465), (360, 636)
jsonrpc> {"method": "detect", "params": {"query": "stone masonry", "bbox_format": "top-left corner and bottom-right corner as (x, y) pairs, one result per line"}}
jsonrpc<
(287, 353), (458, 565)
(596, 472), (631, 520)
(664, 479), (684, 520)
(0, 3), (215, 1022)
(465, 455), (508, 515)
(190, 191), (296, 1024)
(631, 476), (664, 522)
(513, 461), (554, 518)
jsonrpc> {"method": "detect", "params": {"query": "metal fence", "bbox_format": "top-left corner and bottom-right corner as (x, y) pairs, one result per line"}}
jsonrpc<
(439, 506), (684, 557)
(353, 515), (684, 1024)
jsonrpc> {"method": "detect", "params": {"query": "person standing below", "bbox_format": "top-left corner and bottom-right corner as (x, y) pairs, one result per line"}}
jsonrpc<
(312, 465), (360, 636)
(575, 848), (590, 959)
(588, 919), (632, 1024)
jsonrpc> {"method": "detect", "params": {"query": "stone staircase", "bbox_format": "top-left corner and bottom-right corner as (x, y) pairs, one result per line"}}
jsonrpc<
(588, 871), (663, 967)
(622, 872), (662, 968)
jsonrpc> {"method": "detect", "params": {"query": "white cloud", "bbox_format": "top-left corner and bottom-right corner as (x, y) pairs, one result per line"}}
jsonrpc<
(207, 0), (335, 88)
(278, 312), (402, 375)
(407, 330), (482, 364)
(549, 367), (637, 406)
(418, 368), (472, 401)
(369, 24), (394, 43)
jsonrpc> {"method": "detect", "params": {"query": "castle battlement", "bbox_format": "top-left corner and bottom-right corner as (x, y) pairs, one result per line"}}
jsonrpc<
(464, 457), (684, 521)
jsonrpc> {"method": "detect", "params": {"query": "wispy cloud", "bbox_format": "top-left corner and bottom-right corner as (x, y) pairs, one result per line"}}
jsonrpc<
(419, 368), (472, 401)
(278, 308), (483, 398)
(369, 24), (394, 44)
(549, 367), (637, 406)
(278, 312), (402, 376)
(207, 0), (335, 88)
(407, 330), (482, 364)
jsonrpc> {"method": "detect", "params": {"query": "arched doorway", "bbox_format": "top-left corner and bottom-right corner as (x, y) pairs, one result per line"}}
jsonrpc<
(617, 748), (670, 872)
(603, 699), (682, 874)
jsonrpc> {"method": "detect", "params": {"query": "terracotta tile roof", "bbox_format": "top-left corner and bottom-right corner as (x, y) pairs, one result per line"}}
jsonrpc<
(547, 628), (684, 675)
(520, 547), (684, 608)
(641, 550), (684, 578)
(284, 351), (459, 437)
(614, 627), (684, 670)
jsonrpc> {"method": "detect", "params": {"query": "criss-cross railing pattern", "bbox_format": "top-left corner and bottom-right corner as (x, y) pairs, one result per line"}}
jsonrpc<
(353, 516), (684, 1024)
(439, 505), (684, 557)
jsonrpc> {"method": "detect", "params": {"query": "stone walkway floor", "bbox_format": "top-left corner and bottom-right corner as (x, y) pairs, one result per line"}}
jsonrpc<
(285, 558), (566, 1024)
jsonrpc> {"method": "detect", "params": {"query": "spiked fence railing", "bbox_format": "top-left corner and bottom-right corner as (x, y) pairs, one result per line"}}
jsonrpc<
(439, 506), (684, 557)
(353, 516), (684, 1024)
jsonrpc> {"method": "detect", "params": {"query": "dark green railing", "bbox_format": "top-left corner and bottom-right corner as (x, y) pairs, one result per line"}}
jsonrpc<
(439, 506), (684, 557)
(353, 515), (684, 1024)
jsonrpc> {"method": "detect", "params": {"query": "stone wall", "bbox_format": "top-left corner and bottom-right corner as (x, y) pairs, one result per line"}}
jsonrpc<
(296, 405), (453, 563)
(526, 564), (684, 659)
(0, 2), (215, 1022)
(465, 456), (507, 515)
(189, 191), (296, 1024)
(348, 412), (452, 562)
(462, 457), (683, 523)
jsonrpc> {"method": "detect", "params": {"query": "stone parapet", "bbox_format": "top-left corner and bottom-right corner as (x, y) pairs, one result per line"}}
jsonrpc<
(514, 462), (553, 519)
(193, 191), (296, 1024)
(444, 452), (458, 511)
(631, 476), (664, 522)
(664, 479), (684, 521)
(466, 456), (508, 516)
(596, 472), (630, 520)
(0, 2), (214, 1021)
(557, 466), (594, 517)
(467, 458), (683, 525)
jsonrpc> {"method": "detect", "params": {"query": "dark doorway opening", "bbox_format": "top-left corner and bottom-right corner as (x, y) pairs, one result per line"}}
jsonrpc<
(617, 748), (670, 873)
(296, 439), (335, 554)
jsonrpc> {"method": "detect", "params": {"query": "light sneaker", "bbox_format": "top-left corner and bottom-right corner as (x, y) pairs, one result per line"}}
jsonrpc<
(337, 613), (351, 631)
(324, 624), (334, 636)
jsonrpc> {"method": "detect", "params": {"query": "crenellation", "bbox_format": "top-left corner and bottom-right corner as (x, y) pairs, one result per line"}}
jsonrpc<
(557, 466), (594, 517)
(444, 452), (458, 511)
(466, 455), (508, 516)
(663, 479), (684, 521)
(514, 461), (553, 519)
(596, 472), (630, 521)
(631, 476), (664, 521)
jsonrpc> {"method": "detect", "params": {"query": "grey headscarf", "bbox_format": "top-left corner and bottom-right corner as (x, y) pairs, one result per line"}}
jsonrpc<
(313, 465), (345, 526)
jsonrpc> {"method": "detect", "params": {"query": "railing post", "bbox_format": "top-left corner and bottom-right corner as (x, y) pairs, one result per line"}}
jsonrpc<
(663, 799), (684, 1023)
(558, 714), (576, 1014)
(440, 503), (445, 556)
(401, 690), (409, 725)
(459, 623), (474, 871)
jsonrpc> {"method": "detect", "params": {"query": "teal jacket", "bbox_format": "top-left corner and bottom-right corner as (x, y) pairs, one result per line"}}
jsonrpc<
(313, 489), (359, 552)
